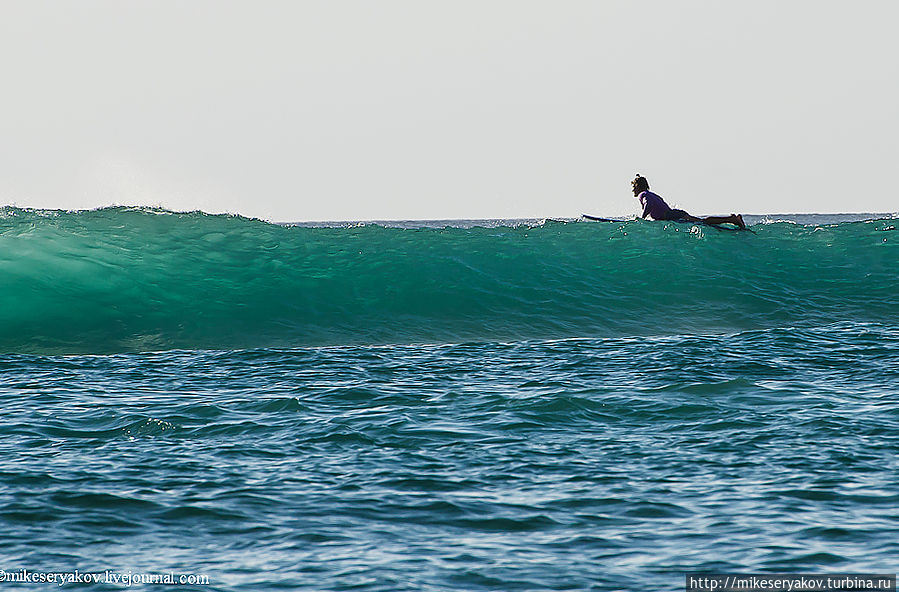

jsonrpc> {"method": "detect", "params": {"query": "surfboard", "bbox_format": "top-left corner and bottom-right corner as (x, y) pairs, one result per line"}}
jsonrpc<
(583, 213), (753, 232)
(582, 214), (627, 222)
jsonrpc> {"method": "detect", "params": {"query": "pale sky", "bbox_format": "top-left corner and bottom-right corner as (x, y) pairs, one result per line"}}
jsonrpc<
(1, 1), (896, 222)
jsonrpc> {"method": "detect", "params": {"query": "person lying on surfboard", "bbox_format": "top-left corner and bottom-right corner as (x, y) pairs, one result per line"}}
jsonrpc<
(631, 174), (746, 229)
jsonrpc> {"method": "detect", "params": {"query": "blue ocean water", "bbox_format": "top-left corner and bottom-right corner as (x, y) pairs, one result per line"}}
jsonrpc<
(0, 208), (897, 590)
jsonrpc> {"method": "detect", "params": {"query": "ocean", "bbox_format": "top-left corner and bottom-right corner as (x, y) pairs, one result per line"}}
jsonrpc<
(0, 207), (897, 591)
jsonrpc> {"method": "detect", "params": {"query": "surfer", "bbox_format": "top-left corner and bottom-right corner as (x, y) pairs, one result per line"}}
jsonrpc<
(631, 174), (746, 229)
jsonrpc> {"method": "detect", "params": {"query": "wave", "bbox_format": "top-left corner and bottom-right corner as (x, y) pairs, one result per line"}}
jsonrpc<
(0, 206), (896, 353)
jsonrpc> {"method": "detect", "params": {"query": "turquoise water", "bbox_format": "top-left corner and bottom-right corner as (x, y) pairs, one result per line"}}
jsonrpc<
(0, 208), (897, 590)
(0, 207), (896, 353)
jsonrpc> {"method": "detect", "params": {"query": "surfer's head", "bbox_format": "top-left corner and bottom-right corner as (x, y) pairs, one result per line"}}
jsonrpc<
(631, 174), (649, 195)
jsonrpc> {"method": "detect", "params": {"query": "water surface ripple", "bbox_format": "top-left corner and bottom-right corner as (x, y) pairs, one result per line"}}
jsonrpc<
(2, 322), (897, 590)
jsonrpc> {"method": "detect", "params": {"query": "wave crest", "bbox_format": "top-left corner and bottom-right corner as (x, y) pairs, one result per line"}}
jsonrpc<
(0, 207), (896, 353)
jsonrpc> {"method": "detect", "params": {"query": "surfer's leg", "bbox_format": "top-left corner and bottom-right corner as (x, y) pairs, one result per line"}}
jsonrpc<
(669, 209), (701, 223)
(700, 214), (746, 229)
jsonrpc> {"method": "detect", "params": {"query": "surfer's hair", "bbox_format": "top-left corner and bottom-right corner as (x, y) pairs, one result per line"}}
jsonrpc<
(632, 174), (649, 192)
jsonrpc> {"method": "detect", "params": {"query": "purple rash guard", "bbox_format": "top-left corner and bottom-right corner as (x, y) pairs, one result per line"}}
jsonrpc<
(637, 191), (688, 221)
